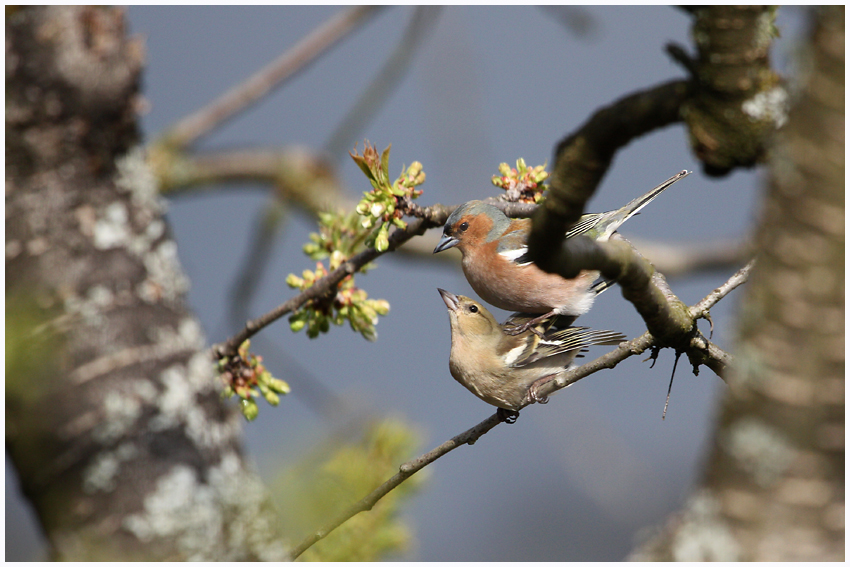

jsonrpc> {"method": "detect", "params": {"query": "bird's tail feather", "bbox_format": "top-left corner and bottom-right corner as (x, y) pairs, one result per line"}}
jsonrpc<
(599, 169), (691, 239)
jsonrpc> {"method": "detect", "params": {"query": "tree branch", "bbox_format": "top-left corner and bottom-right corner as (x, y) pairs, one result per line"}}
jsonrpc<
(531, 261), (748, 397)
(532, 80), (689, 246)
(159, 6), (382, 150)
(155, 147), (351, 210)
(209, 197), (542, 359)
(286, 259), (748, 559)
(676, 6), (785, 176)
(210, 208), (450, 359)
(528, 171), (703, 353)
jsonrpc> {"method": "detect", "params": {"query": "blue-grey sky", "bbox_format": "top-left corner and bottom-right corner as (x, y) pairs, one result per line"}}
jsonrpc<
(6, 6), (807, 561)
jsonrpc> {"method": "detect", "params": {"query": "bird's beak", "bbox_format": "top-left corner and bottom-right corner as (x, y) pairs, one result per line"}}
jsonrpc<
(438, 288), (459, 311)
(433, 233), (460, 254)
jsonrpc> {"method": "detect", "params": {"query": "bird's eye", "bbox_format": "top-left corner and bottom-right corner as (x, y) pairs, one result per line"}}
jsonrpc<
(459, 221), (469, 232)
(468, 304), (478, 313)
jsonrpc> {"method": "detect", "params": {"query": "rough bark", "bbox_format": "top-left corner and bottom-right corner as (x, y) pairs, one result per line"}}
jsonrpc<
(632, 6), (844, 560)
(6, 7), (285, 560)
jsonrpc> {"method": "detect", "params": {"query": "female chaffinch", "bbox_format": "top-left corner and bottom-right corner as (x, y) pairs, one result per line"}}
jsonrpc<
(434, 171), (688, 334)
(439, 288), (625, 418)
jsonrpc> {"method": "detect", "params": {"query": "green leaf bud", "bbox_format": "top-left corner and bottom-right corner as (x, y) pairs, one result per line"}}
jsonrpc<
(380, 144), (392, 179)
(241, 398), (259, 421)
(375, 224), (390, 252)
(289, 315), (306, 333)
(407, 161), (422, 177)
(373, 299), (390, 315)
(269, 378), (291, 395)
(361, 326), (378, 342)
(263, 389), (280, 406)
(286, 274), (304, 288)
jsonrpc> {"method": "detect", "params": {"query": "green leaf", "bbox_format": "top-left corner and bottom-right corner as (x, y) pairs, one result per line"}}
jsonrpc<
(380, 144), (392, 181)
(351, 152), (375, 182)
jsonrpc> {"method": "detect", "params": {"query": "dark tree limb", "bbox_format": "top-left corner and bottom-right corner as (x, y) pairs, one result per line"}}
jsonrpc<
(536, 80), (690, 239)
(524, 6), (782, 363)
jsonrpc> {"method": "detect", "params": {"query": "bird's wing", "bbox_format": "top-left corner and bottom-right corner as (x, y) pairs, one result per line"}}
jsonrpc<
(504, 312), (577, 333)
(498, 332), (541, 368)
(563, 213), (605, 239)
(495, 223), (534, 266)
(508, 327), (625, 368)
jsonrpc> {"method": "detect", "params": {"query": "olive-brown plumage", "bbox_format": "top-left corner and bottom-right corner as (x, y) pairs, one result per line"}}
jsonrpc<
(439, 289), (625, 412)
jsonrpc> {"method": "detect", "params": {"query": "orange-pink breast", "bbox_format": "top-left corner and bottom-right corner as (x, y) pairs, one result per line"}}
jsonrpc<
(461, 245), (599, 316)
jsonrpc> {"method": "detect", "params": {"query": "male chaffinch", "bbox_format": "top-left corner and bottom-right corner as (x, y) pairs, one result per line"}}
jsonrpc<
(439, 288), (625, 418)
(434, 171), (688, 334)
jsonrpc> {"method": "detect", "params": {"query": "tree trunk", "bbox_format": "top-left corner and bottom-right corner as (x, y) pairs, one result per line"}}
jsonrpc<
(632, 6), (844, 560)
(6, 6), (285, 560)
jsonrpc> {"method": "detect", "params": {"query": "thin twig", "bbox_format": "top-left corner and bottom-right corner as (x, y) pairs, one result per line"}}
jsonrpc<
(287, 329), (653, 560)
(689, 259), (755, 318)
(161, 6), (382, 149)
(287, 412), (502, 559)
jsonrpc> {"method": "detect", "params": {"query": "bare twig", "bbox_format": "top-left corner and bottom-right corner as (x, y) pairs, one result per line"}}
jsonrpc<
(156, 147), (351, 210)
(211, 194), (750, 364)
(286, 329), (652, 560)
(160, 6), (382, 149)
(287, 411), (502, 560)
(689, 259), (755, 318)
